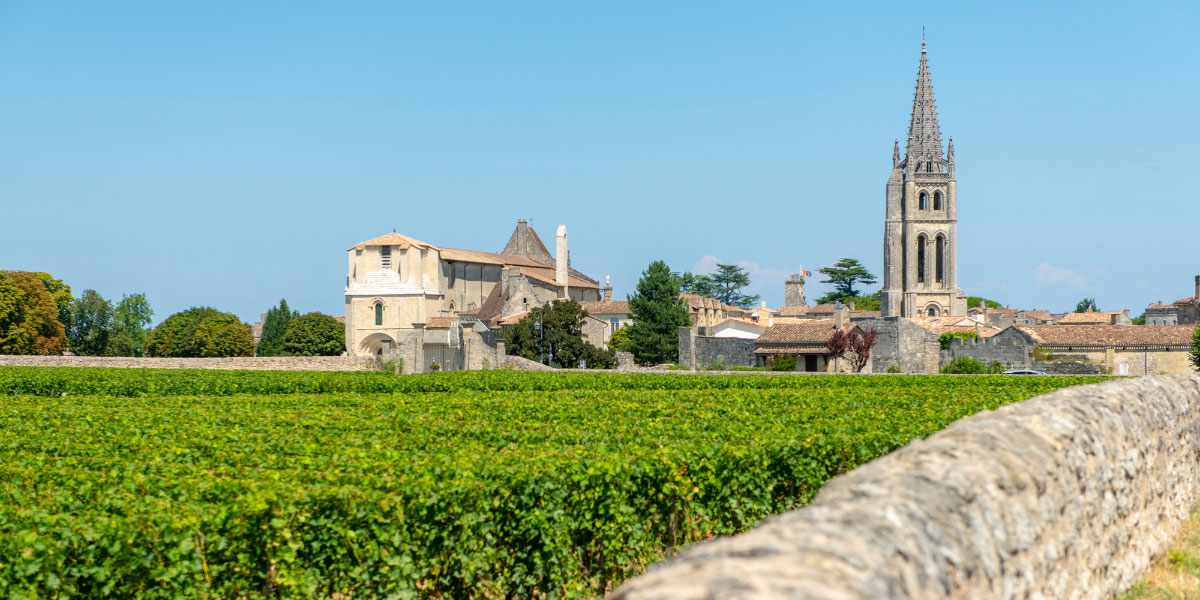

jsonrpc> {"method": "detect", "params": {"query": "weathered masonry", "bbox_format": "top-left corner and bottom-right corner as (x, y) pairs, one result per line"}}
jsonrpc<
(612, 375), (1200, 599)
(881, 38), (968, 318)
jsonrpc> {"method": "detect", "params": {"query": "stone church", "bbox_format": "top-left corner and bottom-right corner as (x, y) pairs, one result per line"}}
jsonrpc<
(881, 39), (968, 318)
(344, 220), (604, 359)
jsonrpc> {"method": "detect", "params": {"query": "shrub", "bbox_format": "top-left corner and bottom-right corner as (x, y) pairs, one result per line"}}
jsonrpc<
(886, 364), (901, 374)
(701, 357), (728, 371)
(608, 326), (631, 352)
(769, 355), (797, 371)
(938, 330), (979, 350)
(280, 312), (346, 356)
(940, 356), (987, 374)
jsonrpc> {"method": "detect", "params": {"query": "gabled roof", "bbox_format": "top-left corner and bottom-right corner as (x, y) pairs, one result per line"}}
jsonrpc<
(424, 317), (459, 329)
(579, 301), (630, 316)
(1057, 309), (1126, 325)
(1174, 296), (1198, 306)
(518, 266), (600, 289)
(777, 304), (837, 316)
(756, 321), (856, 345)
(501, 220), (554, 266)
(438, 247), (547, 268)
(680, 294), (746, 314)
(907, 316), (1001, 337)
(714, 317), (768, 332)
(348, 232), (434, 251)
(1014, 325), (1194, 347)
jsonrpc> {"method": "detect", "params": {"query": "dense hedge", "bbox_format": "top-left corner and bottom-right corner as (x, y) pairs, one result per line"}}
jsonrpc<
(0, 369), (1107, 598)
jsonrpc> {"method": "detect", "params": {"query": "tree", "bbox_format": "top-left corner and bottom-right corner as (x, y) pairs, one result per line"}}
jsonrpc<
(608, 326), (631, 352)
(708, 264), (760, 309)
(676, 272), (717, 297)
(825, 329), (850, 369)
(66, 290), (115, 356)
(32, 272), (72, 330)
(1191, 324), (1200, 372)
(852, 291), (882, 311)
(938, 330), (980, 350)
(502, 300), (616, 369)
(816, 258), (878, 305)
(627, 261), (692, 365)
(256, 299), (299, 357)
(113, 293), (154, 356)
(0, 271), (66, 355)
(1075, 298), (1098, 313)
(146, 307), (253, 358)
(847, 329), (878, 373)
(281, 312), (346, 356)
(1131, 312), (1146, 326)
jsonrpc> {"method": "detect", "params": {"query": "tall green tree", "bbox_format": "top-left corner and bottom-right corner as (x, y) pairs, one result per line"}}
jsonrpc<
(502, 300), (615, 368)
(256, 299), (299, 356)
(627, 261), (692, 365)
(1190, 324), (1200, 372)
(113, 293), (154, 356)
(676, 272), (717, 297)
(1075, 298), (1098, 313)
(66, 290), (115, 356)
(0, 271), (66, 355)
(32, 272), (72, 330)
(709, 264), (760, 309)
(281, 312), (346, 356)
(815, 258), (878, 305)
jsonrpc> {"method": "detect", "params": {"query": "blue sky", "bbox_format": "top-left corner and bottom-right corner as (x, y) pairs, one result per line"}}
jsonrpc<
(2, 1), (1197, 323)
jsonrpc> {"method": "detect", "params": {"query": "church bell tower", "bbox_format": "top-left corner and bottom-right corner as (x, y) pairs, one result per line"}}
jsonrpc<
(881, 38), (967, 318)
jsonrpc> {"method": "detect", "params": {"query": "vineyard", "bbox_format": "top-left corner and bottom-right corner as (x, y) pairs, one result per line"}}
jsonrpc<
(0, 368), (1106, 599)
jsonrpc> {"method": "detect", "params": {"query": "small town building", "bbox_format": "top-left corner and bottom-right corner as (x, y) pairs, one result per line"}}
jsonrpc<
(941, 324), (1197, 375)
(1056, 308), (1132, 326)
(753, 321), (869, 373)
(1144, 275), (1200, 326)
(710, 317), (769, 339)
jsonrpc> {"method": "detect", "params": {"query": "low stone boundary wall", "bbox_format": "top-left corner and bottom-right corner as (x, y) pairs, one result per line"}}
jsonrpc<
(0, 355), (378, 371)
(612, 375), (1200, 599)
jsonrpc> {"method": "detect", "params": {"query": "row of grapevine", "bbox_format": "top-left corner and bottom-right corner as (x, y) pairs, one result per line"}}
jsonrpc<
(0, 368), (1107, 598)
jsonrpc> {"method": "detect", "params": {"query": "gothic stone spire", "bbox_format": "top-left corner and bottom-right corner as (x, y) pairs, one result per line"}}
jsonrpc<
(906, 37), (944, 165)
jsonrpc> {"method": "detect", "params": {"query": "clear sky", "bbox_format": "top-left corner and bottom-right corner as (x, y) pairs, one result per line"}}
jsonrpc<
(2, 1), (1197, 324)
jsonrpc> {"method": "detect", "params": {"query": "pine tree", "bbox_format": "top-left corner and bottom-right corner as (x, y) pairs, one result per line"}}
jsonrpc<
(627, 261), (692, 365)
(256, 299), (298, 357)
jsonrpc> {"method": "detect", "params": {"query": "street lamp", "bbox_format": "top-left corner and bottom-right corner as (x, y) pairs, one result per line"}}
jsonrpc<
(535, 317), (543, 365)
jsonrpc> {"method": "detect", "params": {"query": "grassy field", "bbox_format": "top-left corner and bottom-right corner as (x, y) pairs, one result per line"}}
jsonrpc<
(0, 367), (1107, 599)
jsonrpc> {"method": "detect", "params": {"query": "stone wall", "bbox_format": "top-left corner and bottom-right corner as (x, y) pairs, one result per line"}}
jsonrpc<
(677, 327), (757, 369)
(940, 327), (1031, 371)
(0, 355), (378, 371)
(612, 375), (1200, 600)
(853, 316), (940, 373)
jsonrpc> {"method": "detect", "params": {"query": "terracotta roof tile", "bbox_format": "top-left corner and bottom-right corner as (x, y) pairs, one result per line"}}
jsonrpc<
(1015, 325), (1194, 347)
(579, 301), (630, 315)
(756, 321), (855, 345)
(1057, 310), (1126, 324)
(776, 304), (837, 316)
(424, 317), (459, 329)
(518, 266), (600, 289)
(348, 232), (434, 251)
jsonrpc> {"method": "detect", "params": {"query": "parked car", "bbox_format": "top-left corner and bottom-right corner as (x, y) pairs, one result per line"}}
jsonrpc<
(1002, 369), (1047, 376)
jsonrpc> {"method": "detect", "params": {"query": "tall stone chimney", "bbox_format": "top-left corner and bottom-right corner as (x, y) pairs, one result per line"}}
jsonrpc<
(603, 274), (613, 302)
(1195, 275), (1199, 303)
(556, 224), (568, 299)
(784, 274), (806, 307)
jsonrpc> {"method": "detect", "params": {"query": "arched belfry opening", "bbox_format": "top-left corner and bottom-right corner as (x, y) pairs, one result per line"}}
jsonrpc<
(881, 37), (964, 318)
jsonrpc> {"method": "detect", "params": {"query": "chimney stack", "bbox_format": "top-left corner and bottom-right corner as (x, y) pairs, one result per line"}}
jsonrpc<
(603, 274), (613, 302)
(556, 224), (568, 299)
(1195, 274), (1199, 303)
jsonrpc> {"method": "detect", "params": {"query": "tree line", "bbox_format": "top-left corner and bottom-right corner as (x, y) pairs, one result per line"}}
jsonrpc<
(0, 271), (343, 357)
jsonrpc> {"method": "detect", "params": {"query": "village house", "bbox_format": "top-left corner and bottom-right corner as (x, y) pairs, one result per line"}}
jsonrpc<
(753, 320), (869, 373)
(1056, 307), (1132, 326)
(941, 324), (1197, 375)
(344, 220), (603, 366)
(1143, 275), (1200, 326)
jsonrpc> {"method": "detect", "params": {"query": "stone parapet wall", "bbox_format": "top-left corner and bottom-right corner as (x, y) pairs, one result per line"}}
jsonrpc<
(0, 355), (378, 371)
(612, 375), (1200, 600)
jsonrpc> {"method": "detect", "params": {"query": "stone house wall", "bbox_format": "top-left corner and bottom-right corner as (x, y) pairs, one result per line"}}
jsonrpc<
(852, 316), (940, 373)
(612, 375), (1200, 600)
(940, 327), (1032, 371)
(678, 327), (758, 369)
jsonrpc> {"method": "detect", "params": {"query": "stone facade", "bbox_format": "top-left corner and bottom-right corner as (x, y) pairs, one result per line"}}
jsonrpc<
(783, 274), (806, 307)
(0, 355), (377, 371)
(612, 375), (1200, 600)
(940, 327), (1032, 371)
(345, 221), (602, 358)
(678, 327), (758, 369)
(852, 316), (941, 373)
(881, 39), (968, 318)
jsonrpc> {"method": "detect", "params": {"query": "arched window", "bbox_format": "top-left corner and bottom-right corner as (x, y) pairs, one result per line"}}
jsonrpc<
(927, 306), (939, 316)
(916, 235), (927, 283)
(919, 192), (928, 210)
(935, 235), (945, 283)
(933, 191), (943, 211)
(374, 302), (383, 326)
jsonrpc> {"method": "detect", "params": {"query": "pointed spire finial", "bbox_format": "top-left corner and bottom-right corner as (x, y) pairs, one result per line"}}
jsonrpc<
(922, 27), (926, 53)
